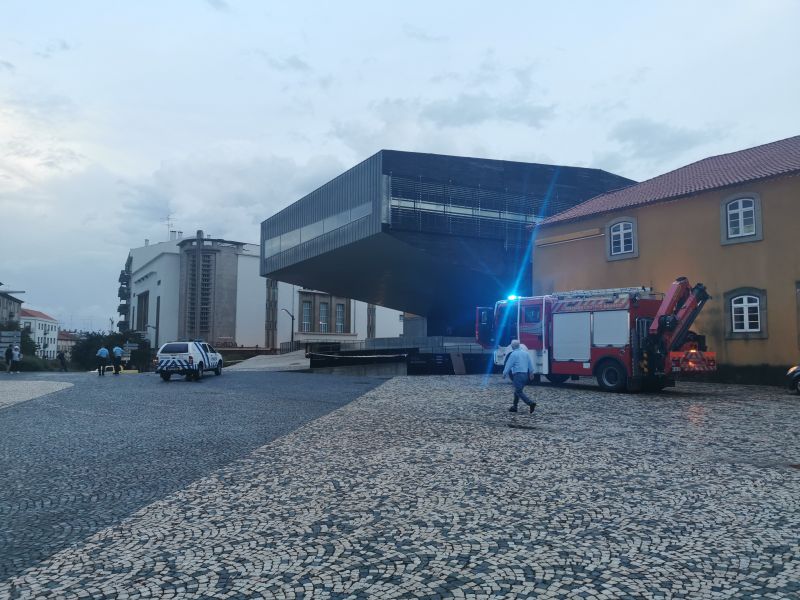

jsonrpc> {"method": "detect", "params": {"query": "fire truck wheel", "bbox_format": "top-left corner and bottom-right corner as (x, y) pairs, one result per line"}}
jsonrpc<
(596, 360), (627, 392)
(545, 374), (569, 385)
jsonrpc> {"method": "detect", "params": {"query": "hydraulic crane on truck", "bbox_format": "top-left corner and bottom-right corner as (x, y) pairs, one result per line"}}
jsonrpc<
(476, 276), (716, 392)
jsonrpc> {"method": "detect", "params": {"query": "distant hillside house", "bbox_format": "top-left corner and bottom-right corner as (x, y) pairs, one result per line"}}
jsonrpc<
(57, 330), (80, 360)
(20, 308), (60, 359)
(0, 291), (23, 324)
(533, 135), (800, 369)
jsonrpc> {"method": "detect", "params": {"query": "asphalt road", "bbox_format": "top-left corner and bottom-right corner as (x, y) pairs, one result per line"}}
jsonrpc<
(0, 370), (387, 579)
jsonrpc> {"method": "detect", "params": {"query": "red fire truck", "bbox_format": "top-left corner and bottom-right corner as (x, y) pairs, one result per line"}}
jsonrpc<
(476, 277), (716, 392)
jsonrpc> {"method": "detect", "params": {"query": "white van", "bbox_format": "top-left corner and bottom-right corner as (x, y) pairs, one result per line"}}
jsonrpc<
(156, 341), (223, 381)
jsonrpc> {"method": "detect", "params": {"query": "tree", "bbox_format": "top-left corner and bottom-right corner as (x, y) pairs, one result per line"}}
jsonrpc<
(70, 330), (149, 370)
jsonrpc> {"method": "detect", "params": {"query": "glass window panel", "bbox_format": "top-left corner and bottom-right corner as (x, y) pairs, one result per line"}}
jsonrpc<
(320, 302), (329, 333)
(265, 236), (281, 257)
(281, 228), (301, 250)
(301, 220), (324, 243)
(336, 303), (345, 333)
(302, 301), (312, 332)
(350, 202), (372, 221)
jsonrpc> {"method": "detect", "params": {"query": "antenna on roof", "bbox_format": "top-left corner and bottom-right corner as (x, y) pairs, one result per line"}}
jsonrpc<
(164, 214), (174, 240)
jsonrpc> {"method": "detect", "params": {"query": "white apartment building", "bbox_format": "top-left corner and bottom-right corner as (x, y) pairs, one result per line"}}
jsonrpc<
(118, 230), (267, 348)
(20, 308), (59, 359)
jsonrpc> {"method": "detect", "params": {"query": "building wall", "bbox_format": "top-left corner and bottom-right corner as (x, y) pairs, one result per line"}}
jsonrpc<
(532, 176), (800, 367)
(374, 305), (404, 338)
(235, 252), (267, 347)
(130, 250), (180, 348)
(0, 294), (23, 323)
(265, 282), (404, 348)
(20, 315), (59, 359)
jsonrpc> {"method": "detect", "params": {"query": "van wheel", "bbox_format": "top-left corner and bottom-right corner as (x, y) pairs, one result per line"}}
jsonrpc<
(596, 360), (627, 392)
(545, 374), (569, 385)
(194, 364), (204, 381)
(160, 373), (171, 382)
(215, 361), (222, 376)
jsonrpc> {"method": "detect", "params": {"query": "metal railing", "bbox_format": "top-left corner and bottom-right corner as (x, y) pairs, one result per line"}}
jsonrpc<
(280, 336), (492, 356)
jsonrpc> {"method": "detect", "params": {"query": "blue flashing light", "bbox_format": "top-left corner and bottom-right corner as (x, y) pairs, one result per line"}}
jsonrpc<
(507, 295), (518, 301)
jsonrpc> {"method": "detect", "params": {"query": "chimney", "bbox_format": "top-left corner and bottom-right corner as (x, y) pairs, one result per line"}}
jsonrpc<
(196, 229), (204, 239)
(177, 231), (183, 239)
(169, 230), (177, 241)
(144, 239), (149, 246)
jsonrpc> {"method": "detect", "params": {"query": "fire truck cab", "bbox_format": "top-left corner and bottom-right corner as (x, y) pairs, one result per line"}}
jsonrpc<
(476, 277), (716, 392)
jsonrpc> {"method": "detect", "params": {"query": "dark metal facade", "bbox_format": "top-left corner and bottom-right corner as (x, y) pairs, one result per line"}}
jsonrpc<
(260, 150), (634, 335)
(262, 153), (385, 274)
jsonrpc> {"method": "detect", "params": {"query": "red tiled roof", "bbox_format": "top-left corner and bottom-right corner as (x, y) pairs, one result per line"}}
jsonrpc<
(58, 331), (79, 341)
(542, 135), (800, 226)
(20, 308), (58, 322)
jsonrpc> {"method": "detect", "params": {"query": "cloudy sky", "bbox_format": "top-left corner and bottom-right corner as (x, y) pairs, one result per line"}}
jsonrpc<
(1, 0), (798, 330)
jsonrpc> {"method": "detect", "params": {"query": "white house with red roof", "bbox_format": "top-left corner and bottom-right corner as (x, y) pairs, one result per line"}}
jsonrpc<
(20, 308), (60, 359)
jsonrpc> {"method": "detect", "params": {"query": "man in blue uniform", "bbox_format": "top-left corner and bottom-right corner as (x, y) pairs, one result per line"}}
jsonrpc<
(111, 345), (124, 375)
(96, 346), (109, 376)
(502, 340), (536, 413)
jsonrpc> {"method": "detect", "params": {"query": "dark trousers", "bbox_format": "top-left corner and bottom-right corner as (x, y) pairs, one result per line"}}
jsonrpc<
(512, 372), (534, 408)
(112, 356), (122, 374)
(97, 357), (107, 376)
(59, 359), (67, 372)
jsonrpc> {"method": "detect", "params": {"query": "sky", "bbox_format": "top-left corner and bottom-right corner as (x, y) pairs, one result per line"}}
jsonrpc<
(1, 0), (798, 331)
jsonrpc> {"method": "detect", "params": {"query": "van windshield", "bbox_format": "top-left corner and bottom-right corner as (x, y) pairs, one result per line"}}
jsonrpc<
(495, 303), (518, 347)
(160, 343), (188, 354)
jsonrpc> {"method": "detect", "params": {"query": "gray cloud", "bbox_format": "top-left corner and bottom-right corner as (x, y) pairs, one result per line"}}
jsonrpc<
(403, 25), (446, 43)
(610, 118), (724, 161)
(421, 94), (554, 128)
(36, 39), (70, 59)
(1, 92), (79, 125)
(2, 137), (85, 171)
(0, 60), (14, 73)
(265, 54), (312, 73)
(204, 0), (230, 12)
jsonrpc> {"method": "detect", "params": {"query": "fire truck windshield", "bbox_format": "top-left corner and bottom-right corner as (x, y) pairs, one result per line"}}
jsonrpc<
(494, 302), (518, 347)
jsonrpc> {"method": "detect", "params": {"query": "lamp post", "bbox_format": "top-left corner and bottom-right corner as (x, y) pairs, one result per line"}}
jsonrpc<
(281, 308), (295, 349)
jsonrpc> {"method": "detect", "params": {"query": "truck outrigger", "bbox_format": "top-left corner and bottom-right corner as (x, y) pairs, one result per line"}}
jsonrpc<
(476, 277), (716, 392)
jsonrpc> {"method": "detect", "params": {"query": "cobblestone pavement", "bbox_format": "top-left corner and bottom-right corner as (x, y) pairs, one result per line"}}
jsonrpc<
(0, 380), (73, 410)
(0, 371), (386, 580)
(2, 376), (799, 599)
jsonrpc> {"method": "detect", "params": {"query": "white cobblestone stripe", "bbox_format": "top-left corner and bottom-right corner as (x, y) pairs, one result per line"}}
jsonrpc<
(1, 376), (798, 599)
(0, 381), (73, 410)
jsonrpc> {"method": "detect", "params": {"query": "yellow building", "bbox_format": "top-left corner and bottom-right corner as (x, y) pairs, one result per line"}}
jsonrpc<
(533, 135), (800, 370)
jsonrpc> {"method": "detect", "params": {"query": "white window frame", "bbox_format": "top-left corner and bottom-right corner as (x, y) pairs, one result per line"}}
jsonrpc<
(605, 216), (638, 261)
(301, 301), (312, 333)
(731, 295), (760, 333)
(335, 303), (345, 333)
(609, 221), (634, 255)
(726, 198), (756, 239)
(319, 302), (329, 334)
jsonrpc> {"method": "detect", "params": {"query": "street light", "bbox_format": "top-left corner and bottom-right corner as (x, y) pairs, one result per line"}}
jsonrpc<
(281, 308), (295, 348)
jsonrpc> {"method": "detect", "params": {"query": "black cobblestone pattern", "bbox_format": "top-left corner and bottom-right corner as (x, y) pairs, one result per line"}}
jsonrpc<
(0, 371), (385, 580)
(2, 376), (799, 598)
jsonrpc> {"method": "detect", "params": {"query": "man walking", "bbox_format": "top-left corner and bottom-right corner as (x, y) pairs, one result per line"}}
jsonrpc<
(111, 345), (124, 375)
(502, 340), (536, 413)
(96, 346), (109, 376)
(56, 350), (68, 372)
(4, 344), (12, 374)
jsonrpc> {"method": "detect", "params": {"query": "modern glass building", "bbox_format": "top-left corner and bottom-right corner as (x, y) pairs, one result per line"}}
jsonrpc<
(261, 150), (634, 336)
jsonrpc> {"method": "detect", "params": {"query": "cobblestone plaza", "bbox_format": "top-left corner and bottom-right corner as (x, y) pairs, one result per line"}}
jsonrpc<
(1, 374), (798, 598)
